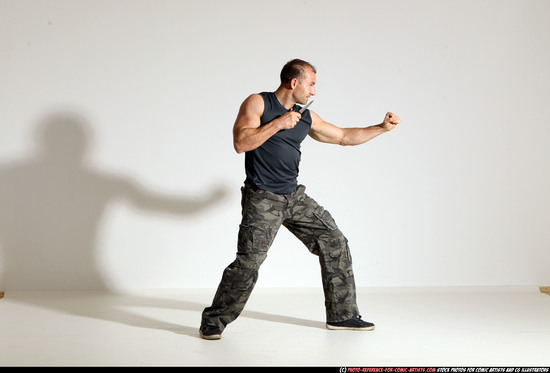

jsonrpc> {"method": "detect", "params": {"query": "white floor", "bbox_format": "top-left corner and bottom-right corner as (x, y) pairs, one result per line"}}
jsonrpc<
(1, 287), (549, 367)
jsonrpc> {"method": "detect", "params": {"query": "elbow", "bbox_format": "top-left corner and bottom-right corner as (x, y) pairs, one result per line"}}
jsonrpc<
(234, 141), (246, 154)
(338, 136), (353, 147)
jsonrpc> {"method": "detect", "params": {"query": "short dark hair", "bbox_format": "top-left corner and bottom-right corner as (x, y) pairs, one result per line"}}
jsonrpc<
(280, 59), (316, 83)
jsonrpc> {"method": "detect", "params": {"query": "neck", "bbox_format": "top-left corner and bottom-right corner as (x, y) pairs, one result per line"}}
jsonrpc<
(274, 87), (296, 110)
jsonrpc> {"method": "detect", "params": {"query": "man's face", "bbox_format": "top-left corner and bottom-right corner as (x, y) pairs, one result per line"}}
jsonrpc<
(294, 68), (316, 105)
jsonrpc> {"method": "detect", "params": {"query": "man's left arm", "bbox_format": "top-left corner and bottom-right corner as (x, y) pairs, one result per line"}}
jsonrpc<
(308, 111), (401, 146)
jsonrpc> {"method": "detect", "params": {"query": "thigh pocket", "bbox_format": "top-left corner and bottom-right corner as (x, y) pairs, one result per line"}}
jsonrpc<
(313, 208), (338, 231)
(238, 223), (272, 253)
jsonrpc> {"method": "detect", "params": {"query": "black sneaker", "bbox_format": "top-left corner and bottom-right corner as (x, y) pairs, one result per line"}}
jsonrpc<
(326, 316), (375, 331)
(199, 325), (222, 340)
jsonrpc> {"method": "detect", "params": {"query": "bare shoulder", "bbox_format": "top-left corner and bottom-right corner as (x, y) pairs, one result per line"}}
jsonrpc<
(308, 109), (329, 134)
(308, 109), (323, 127)
(234, 94), (264, 130)
(240, 93), (264, 114)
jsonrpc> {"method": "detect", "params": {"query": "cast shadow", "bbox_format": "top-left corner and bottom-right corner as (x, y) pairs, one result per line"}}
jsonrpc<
(0, 111), (227, 291)
(0, 111), (323, 337)
(6, 291), (325, 339)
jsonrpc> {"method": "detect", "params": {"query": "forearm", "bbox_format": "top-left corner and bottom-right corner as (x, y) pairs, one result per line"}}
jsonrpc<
(233, 120), (282, 154)
(340, 124), (388, 146)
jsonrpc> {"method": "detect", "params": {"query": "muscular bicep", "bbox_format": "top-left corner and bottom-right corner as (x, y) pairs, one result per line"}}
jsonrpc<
(232, 94), (269, 153)
(308, 110), (346, 145)
(233, 94), (263, 133)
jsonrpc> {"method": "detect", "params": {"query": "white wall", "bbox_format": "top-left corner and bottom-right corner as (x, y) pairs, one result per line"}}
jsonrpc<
(1, 0), (549, 290)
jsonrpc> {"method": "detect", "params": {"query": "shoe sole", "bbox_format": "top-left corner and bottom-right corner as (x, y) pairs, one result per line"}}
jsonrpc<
(200, 331), (222, 340)
(326, 324), (375, 331)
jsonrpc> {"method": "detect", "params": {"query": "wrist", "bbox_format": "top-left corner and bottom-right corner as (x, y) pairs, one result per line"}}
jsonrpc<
(272, 117), (284, 131)
(376, 123), (390, 132)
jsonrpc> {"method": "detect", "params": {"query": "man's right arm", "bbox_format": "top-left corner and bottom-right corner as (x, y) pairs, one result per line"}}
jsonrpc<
(233, 94), (301, 154)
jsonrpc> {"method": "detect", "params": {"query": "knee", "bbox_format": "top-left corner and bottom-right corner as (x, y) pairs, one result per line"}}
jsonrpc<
(223, 255), (265, 291)
(233, 251), (268, 271)
(319, 231), (352, 262)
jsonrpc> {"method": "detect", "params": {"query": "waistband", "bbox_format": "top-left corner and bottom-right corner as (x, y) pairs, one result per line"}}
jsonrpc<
(244, 183), (305, 196)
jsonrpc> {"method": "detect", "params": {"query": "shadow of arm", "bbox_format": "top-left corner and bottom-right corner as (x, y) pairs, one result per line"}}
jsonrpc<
(117, 178), (229, 216)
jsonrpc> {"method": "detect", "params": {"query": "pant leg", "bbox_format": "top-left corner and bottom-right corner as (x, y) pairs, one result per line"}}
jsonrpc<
(201, 186), (284, 331)
(283, 186), (360, 323)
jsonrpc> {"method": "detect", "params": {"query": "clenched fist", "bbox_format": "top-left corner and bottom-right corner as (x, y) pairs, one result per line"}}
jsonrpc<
(277, 111), (302, 130)
(381, 112), (401, 131)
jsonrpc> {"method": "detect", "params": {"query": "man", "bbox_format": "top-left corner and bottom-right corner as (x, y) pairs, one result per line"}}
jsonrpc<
(200, 59), (401, 340)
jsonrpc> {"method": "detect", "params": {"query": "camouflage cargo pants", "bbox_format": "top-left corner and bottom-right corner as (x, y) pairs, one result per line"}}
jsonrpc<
(201, 184), (360, 331)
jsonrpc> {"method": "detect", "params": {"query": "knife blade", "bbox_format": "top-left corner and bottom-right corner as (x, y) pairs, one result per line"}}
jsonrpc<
(298, 100), (314, 114)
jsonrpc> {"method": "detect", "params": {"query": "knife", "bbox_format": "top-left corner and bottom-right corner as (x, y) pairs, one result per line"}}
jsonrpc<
(298, 100), (314, 114)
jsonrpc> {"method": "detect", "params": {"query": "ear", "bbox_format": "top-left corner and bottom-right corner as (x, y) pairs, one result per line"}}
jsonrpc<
(290, 77), (298, 90)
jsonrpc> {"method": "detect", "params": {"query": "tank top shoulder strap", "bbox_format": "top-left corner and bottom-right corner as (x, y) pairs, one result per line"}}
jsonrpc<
(258, 92), (283, 125)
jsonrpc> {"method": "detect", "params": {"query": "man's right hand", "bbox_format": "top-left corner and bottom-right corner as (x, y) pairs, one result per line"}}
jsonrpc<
(277, 111), (302, 130)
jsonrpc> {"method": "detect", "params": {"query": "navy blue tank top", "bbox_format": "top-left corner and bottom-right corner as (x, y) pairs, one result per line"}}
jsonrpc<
(244, 91), (312, 194)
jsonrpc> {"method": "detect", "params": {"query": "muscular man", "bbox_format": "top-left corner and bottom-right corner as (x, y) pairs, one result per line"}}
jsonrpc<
(200, 59), (401, 340)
